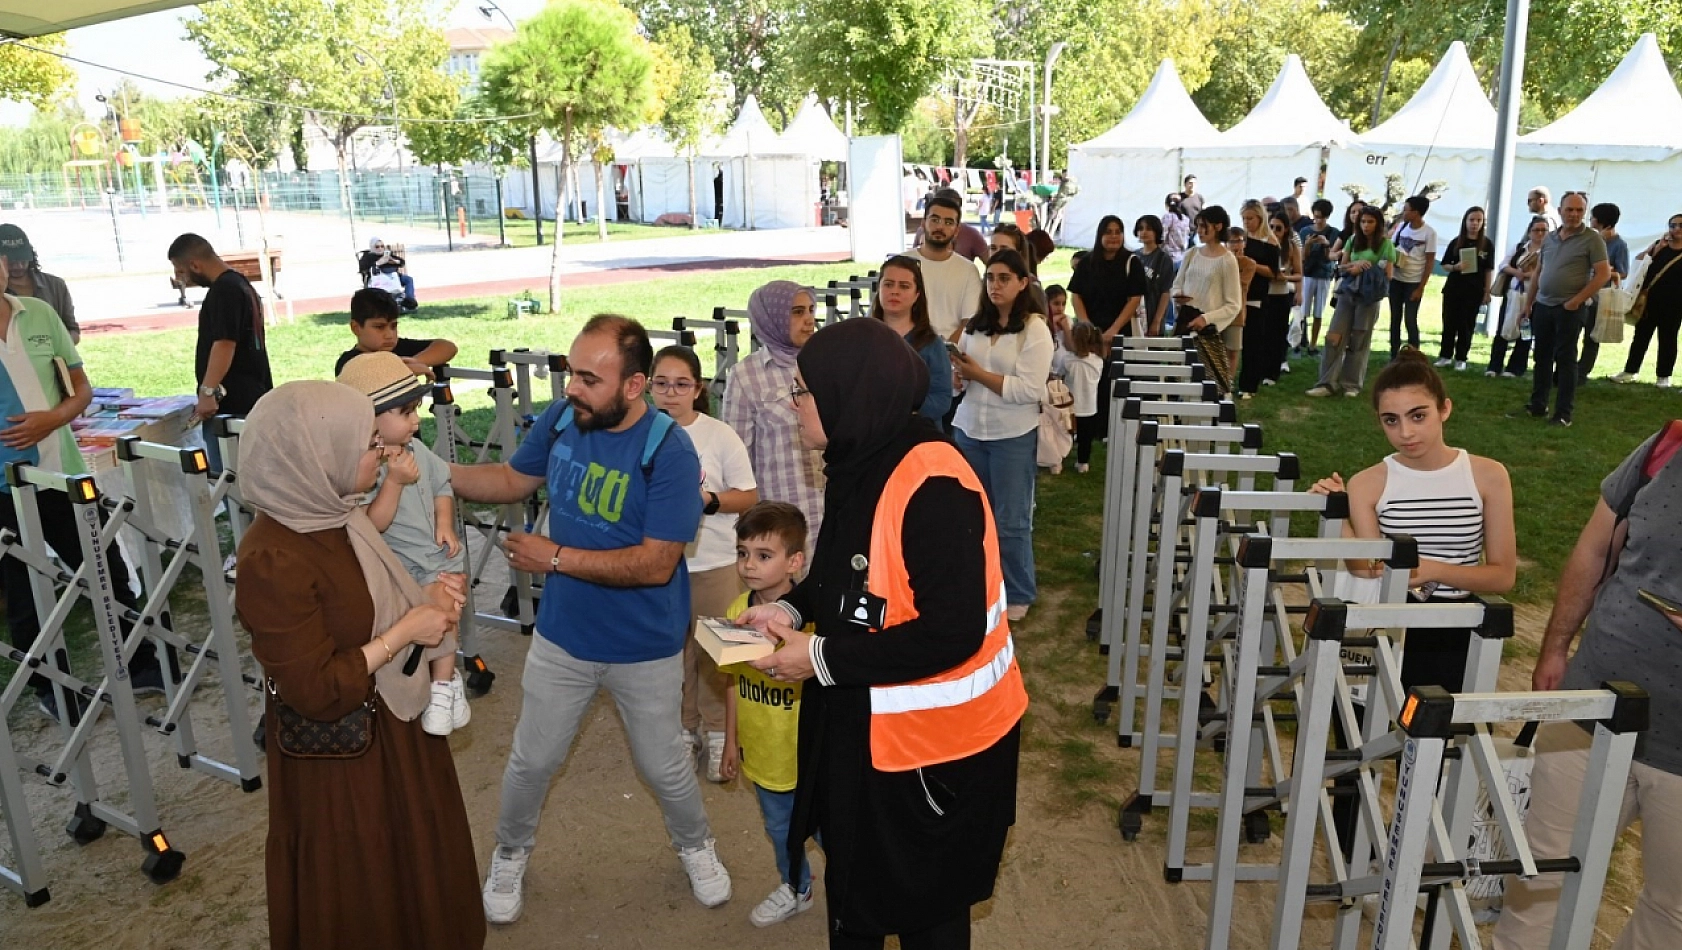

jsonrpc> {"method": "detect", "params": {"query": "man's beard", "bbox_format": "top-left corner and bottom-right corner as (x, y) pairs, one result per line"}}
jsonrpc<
(925, 231), (953, 250)
(570, 393), (630, 431)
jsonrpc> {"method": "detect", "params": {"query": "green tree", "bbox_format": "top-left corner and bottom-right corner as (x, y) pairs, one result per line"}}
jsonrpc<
(792, 0), (990, 133)
(0, 34), (74, 108)
(481, 0), (655, 311)
(629, 0), (803, 125)
(185, 0), (454, 244)
(649, 24), (724, 229)
(1189, 0), (1360, 131)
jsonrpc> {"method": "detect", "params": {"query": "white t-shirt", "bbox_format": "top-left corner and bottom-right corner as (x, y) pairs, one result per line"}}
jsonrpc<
(0, 302), (62, 474)
(1391, 220), (1438, 284)
(683, 412), (757, 572)
(911, 247), (983, 339)
(1065, 353), (1104, 418)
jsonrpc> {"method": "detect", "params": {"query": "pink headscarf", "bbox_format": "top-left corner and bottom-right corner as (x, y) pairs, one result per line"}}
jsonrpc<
(747, 280), (815, 367)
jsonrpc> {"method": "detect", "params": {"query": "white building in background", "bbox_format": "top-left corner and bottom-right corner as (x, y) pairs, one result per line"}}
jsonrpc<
(444, 26), (513, 87)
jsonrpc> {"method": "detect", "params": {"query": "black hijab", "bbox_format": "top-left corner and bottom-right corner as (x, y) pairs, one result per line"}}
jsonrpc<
(797, 318), (933, 484)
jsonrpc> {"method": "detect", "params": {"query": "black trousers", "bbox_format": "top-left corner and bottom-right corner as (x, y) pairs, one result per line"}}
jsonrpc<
(1439, 295), (1481, 363)
(830, 912), (971, 950)
(1, 489), (151, 696)
(1624, 302), (1682, 378)
(1388, 280), (1423, 355)
(1075, 413), (1104, 465)
(1527, 302), (1586, 422)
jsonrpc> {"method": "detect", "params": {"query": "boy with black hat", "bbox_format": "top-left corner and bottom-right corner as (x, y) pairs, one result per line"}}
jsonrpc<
(0, 223), (79, 343)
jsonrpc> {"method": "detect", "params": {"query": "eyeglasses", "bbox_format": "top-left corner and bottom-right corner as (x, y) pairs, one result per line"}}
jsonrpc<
(789, 383), (812, 404)
(651, 379), (696, 395)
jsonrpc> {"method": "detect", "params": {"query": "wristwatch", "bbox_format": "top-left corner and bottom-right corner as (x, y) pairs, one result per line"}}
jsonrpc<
(703, 491), (721, 515)
(197, 384), (226, 399)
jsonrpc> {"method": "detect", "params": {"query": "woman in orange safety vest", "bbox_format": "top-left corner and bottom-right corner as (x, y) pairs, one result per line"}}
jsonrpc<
(739, 317), (1028, 950)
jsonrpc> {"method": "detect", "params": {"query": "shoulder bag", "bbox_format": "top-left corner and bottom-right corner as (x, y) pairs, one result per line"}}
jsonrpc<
(1626, 251), (1682, 326)
(268, 678), (377, 759)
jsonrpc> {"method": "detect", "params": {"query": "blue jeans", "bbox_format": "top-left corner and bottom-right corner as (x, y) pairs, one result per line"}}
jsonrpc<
(953, 428), (1037, 606)
(754, 783), (812, 895)
(1527, 302), (1585, 422)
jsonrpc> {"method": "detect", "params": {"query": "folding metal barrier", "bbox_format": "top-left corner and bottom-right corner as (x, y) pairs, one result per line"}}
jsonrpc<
(672, 314), (743, 406)
(0, 462), (187, 903)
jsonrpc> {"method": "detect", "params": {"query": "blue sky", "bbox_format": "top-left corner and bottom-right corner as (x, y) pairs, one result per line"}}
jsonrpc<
(1, 0), (548, 127)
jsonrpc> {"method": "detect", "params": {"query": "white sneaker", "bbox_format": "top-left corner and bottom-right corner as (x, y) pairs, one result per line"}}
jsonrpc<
(1076, 462), (1090, 474)
(483, 845), (532, 923)
(1007, 604), (1029, 623)
(1485, 370), (1498, 377)
(1280, 362), (1292, 373)
(1261, 378), (1276, 386)
(678, 838), (732, 907)
(750, 883), (814, 927)
(705, 731), (727, 783)
(450, 670), (471, 730)
(682, 729), (701, 771)
(1612, 372), (1637, 383)
(1454, 361), (1468, 371)
(1434, 358), (1453, 367)
(422, 681), (456, 737)
(1501, 371), (1518, 378)
(1660, 377), (1674, 389)
(1343, 389), (1361, 398)
(1304, 385), (1332, 397)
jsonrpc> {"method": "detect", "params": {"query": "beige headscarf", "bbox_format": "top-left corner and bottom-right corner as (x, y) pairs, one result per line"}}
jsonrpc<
(239, 380), (438, 721)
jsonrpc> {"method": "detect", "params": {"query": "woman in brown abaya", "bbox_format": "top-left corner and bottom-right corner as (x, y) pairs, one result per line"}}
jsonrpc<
(236, 380), (484, 950)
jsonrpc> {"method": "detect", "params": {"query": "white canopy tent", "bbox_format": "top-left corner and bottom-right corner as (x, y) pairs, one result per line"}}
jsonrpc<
(1062, 59), (1221, 247)
(1512, 33), (1682, 247)
(0, 0), (192, 35)
(710, 95), (824, 230)
(777, 96), (850, 162)
(1325, 42), (1496, 237)
(1182, 55), (1359, 210)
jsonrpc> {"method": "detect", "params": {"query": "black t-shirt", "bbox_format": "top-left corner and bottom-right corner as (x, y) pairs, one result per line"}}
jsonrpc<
(335, 338), (433, 376)
(1069, 249), (1150, 333)
(1441, 237), (1495, 302)
(1243, 238), (1280, 305)
(197, 270), (274, 417)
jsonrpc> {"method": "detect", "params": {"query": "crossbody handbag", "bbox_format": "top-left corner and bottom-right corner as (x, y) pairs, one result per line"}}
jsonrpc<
(267, 678), (378, 759)
(1627, 251), (1682, 325)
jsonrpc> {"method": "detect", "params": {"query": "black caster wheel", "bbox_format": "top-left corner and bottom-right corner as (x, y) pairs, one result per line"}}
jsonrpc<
(140, 832), (186, 884)
(1164, 866), (1183, 884)
(1092, 701), (1111, 724)
(463, 656), (496, 695)
(66, 802), (107, 845)
(1085, 609), (1102, 641)
(1244, 810), (1272, 844)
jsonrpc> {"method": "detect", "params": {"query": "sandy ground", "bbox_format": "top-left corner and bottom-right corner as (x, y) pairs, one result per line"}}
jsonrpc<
(0, 590), (1642, 949)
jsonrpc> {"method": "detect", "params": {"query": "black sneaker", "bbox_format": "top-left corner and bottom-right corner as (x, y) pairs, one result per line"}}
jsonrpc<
(1550, 417), (1573, 428)
(1506, 406), (1548, 419)
(128, 661), (167, 697)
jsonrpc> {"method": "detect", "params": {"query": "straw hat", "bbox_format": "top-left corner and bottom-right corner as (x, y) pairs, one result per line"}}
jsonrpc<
(336, 351), (428, 413)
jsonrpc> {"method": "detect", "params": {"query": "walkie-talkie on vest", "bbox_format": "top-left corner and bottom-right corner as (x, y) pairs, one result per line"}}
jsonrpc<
(837, 553), (887, 629)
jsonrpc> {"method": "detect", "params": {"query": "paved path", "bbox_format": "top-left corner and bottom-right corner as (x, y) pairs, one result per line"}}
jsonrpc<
(55, 221), (854, 333)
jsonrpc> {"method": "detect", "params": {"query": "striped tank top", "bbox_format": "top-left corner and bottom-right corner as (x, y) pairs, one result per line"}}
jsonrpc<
(1376, 449), (1484, 599)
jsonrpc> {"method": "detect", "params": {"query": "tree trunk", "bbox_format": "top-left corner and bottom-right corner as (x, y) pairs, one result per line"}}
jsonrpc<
(952, 84), (971, 170)
(1371, 32), (1406, 128)
(596, 157), (608, 242)
(687, 155), (697, 230)
(335, 136), (358, 249)
(548, 112), (571, 313)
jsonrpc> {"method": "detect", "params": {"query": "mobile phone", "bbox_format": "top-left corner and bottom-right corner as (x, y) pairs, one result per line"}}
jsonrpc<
(945, 341), (962, 357)
(1638, 588), (1682, 615)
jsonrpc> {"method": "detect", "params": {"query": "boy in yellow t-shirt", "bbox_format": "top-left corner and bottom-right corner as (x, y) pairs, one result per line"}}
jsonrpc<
(719, 501), (815, 928)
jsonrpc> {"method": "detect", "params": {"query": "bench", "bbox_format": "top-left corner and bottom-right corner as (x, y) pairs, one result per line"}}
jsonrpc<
(171, 248), (290, 323)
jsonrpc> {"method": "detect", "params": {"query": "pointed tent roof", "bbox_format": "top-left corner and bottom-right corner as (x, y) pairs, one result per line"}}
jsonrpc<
(1522, 33), (1682, 160)
(776, 95), (849, 161)
(1362, 41), (1494, 151)
(706, 96), (781, 157)
(1073, 59), (1222, 152)
(1211, 55), (1357, 150)
(1, 0), (193, 37)
(612, 127), (677, 161)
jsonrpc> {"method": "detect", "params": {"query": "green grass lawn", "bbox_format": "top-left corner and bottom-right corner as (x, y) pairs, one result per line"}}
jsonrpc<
(469, 217), (704, 248)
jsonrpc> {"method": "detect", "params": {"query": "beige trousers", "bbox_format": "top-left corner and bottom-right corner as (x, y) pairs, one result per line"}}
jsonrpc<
(681, 565), (742, 733)
(1493, 722), (1682, 950)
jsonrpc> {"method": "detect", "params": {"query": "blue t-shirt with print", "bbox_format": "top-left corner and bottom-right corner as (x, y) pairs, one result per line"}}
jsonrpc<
(509, 401), (703, 662)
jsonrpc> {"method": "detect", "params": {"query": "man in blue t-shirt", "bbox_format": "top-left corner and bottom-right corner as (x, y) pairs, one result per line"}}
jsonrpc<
(450, 315), (728, 925)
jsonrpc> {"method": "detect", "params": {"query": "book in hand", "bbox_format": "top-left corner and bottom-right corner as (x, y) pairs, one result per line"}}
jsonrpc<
(1459, 247), (1479, 272)
(694, 616), (775, 666)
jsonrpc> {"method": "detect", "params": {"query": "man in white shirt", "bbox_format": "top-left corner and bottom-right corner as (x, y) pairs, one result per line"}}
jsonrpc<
(911, 190), (983, 340)
(1387, 194), (1437, 359)
(1528, 186), (1563, 231)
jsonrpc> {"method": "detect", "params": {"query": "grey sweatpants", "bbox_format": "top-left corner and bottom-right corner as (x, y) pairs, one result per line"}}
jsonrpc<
(494, 635), (712, 851)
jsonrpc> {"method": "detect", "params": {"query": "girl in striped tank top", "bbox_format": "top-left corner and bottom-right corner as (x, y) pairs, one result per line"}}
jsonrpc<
(1311, 348), (1517, 686)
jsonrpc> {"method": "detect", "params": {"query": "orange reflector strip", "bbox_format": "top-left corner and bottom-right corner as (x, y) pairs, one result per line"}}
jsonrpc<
(77, 481), (97, 502)
(189, 450), (208, 473)
(1400, 694), (1420, 729)
(151, 832), (170, 851)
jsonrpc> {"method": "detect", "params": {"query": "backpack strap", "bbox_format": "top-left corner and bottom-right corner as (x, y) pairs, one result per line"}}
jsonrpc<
(553, 402), (675, 480)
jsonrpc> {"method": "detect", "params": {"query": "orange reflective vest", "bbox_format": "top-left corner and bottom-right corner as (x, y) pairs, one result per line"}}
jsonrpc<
(864, 441), (1029, 772)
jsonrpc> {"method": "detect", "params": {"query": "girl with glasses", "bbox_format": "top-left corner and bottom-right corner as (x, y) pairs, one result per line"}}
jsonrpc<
(1615, 213), (1682, 387)
(653, 344), (761, 782)
(1487, 217), (1551, 379)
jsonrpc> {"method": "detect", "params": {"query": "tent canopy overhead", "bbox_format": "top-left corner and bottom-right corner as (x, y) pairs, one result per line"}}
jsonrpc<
(1073, 59), (1221, 152)
(776, 95), (849, 161)
(0, 0), (193, 36)
(1362, 41), (1495, 151)
(1213, 54), (1357, 150)
(1522, 32), (1682, 160)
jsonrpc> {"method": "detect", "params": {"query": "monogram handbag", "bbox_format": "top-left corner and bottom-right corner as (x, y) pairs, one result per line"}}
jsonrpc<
(268, 679), (377, 759)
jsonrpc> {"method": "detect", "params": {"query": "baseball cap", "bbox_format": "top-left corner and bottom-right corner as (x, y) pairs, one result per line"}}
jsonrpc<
(336, 351), (428, 414)
(0, 224), (33, 264)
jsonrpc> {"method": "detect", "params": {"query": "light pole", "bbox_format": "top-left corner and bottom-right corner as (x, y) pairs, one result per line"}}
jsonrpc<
(1485, 0), (1532, 332)
(480, 1), (539, 246)
(1040, 41), (1066, 185)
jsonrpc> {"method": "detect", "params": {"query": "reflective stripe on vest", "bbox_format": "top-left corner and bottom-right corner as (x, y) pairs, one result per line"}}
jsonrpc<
(863, 441), (1028, 772)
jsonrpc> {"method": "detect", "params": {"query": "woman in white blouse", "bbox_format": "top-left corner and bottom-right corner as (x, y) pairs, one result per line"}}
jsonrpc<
(951, 248), (1054, 622)
(1169, 205), (1245, 340)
